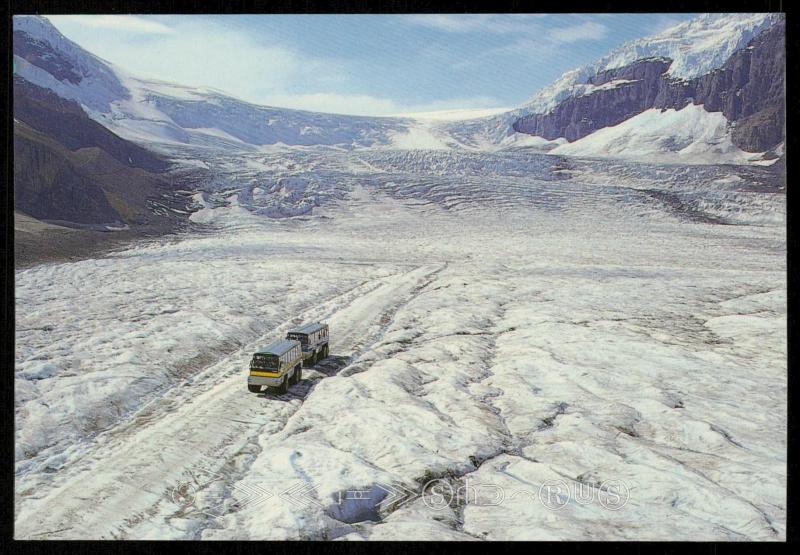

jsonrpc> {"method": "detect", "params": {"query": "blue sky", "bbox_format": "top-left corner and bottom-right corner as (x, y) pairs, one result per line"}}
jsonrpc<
(46, 14), (695, 116)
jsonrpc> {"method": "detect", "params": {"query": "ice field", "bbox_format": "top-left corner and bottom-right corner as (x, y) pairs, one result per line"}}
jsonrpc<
(15, 148), (786, 540)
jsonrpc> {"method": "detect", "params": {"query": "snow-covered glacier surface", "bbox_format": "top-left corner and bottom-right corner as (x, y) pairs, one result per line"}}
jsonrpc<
(15, 149), (785, 540)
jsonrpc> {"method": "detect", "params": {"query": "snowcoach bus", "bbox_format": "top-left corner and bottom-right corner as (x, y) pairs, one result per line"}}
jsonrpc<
(286, 322), (329, 367)
(247, 339), (303, 394)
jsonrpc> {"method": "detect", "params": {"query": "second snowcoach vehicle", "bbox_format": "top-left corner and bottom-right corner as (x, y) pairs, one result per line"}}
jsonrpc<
(286, 322), (329, 367)
(247, 339), (303, 394)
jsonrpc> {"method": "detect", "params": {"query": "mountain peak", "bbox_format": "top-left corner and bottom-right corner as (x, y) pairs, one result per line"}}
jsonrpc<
(13, 15), (63, 40)
(522, 12), (782, 115)
(13, 14), (130, 113)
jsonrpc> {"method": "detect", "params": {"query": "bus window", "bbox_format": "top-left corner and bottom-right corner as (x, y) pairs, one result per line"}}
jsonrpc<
(252, 354), (279, 370)
(287, 332), (308, 345)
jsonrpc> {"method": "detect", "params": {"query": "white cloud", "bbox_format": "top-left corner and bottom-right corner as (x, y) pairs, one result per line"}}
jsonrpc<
(646, 14), (689, 35)
(390, 106), (511, 121)
(398, 95), (505, 115)
(47, 17), (347, 102)
(256, 92), (505, 117)
(47, 15), (172, 34)
(43, 15), (505, 118)
(403, 14), (544, 34)
(445, 17), (608, 75)
(548, 21), (608, 43)
(404, 14), (494, 33)
(258, 93), (398, 116)
(404, 14), (607, 42)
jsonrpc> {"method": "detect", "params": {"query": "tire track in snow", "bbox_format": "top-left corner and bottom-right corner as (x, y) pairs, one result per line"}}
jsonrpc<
(15, 270), (395, 497)
(18, 269), (405, 538)
(177, 263), (448, 539)
(14, 264), (443, 539)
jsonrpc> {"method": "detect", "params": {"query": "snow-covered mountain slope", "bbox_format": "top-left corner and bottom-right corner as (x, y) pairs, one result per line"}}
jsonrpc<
(13, 13), (785, 165)
(549, 104), (768, 165)
(443, 13), (784, 164)
(13, 15), (413, 151)
(13, 15), (129, 113)
(522, 13), (781, 115)
(102, 76), (411, 150)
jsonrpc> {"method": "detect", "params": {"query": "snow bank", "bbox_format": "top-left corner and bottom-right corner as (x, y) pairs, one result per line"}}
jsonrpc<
(550, 104), (765, 165)
(389, 123), (453, 151)
(498, 133), (567, 151)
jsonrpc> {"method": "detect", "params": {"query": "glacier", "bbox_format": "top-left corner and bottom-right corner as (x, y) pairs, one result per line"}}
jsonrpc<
(14, 148), (786, 540)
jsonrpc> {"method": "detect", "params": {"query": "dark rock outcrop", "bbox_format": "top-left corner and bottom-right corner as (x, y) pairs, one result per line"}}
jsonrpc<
(14, 126), (123, 225)
(514, 58), (673, 142)
(13, 20), (130, 113)
(14, 79), (188, 228)
(14, 77), (169, 172)
(513, 18), (785, 152)
(13, 30), (83, 84)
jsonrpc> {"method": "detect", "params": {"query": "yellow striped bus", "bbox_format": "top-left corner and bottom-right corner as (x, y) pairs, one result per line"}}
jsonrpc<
(247, 339), (303, 394)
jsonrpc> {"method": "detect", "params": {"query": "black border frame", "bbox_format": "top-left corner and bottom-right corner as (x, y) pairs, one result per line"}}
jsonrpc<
(2, 0), (795, 552)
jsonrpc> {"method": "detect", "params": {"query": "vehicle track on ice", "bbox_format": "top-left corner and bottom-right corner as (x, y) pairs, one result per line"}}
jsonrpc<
(172, 263), (448, 539)
(14, 264), (444, 539)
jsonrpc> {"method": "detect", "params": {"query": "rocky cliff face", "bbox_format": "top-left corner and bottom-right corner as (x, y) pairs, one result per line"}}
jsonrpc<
(513, 18), (785, 152)
(14, 78), (187, 227)
(13, 30), (83, 84)
(14, 77), (169, 172)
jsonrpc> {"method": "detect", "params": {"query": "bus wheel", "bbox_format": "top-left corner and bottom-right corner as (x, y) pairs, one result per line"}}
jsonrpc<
(276, 375), (289, 394)
(323, 345), (329, 358)
(248, 384), (261, 393)
(294, 365), (302, 383)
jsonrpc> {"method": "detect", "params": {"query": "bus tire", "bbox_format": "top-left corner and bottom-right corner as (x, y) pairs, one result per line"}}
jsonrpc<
(323, 344), (329, 358)
(294, 365), (302, 383)
(248, 384), (261, 393)
(276, 375), (289, 394)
